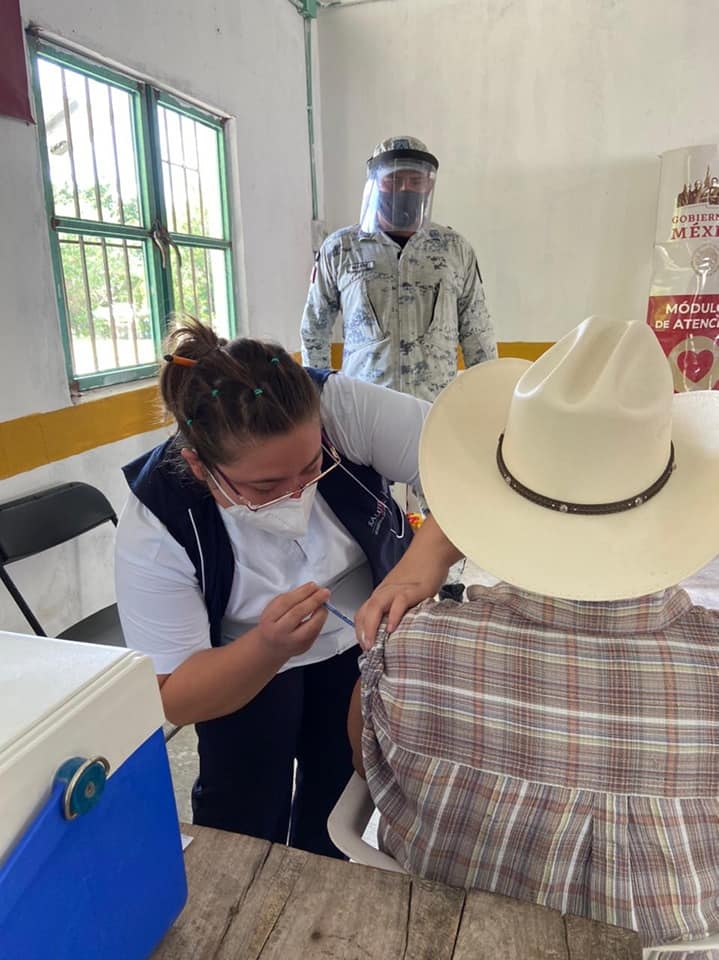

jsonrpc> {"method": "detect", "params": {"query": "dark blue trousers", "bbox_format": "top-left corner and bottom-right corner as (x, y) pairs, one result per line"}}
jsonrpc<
(191, 645), (360, 859)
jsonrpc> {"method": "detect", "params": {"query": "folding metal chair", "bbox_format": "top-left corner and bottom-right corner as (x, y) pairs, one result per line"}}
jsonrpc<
(0, 481), (125, 647)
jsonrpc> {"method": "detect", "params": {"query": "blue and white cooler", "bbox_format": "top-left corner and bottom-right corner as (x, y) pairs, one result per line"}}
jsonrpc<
(0, 632), (187, 959)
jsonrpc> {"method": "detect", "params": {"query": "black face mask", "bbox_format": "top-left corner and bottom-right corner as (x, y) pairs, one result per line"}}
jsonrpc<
(378, 190), (424, 230)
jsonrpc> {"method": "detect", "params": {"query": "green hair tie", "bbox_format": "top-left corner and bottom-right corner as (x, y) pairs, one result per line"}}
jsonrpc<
(253, 388), (263, 397)
(211, 388), (220, 397)
(185, 417), (193, 427)
(270, 357), (280, 365)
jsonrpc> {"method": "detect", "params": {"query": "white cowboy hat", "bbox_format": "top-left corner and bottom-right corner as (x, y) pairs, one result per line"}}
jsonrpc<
(420, 316), (719, 600)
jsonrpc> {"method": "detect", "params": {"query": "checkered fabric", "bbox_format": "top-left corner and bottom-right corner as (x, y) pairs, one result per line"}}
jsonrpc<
(361, 583), (719, 951)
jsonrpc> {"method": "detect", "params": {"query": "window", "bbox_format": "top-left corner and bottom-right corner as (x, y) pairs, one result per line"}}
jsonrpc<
(29, 36), (236, 390)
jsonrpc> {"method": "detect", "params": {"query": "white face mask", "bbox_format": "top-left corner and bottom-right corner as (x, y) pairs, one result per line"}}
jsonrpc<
(225, 482), (317, 539)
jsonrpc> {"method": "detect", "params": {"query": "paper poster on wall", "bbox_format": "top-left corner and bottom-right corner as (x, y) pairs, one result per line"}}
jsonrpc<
(0, 0), (33, 124)
(646, 144), (719, 391)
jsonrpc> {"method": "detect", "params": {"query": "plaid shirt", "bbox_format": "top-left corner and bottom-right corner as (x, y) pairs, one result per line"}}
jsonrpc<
(360, 583), (719, 951)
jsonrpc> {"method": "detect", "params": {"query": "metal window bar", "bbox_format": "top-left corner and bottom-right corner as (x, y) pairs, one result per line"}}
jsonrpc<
(187, 244), (199, 316)
(84, 75), (104, 222)
(58, 251), (80, 375)
(106, 84), (126, 225)
(60, 67), (81, 219)
(178, 114), (193, 233)
(160, 107), (178, 233)
(98, 237), (119, 367)
(191, 120), (215, 319)
(77, 237), (99, 370)
(206, 250), (213, 317)
(192, 120), (208, 235)
(205, 249), (214, 320)
(190, 248), (200, 317)
(178, 117), (200, 309)
(202, 250), (213, 319)
(119, 239), (140, 364)
(174, 255), (185, 312)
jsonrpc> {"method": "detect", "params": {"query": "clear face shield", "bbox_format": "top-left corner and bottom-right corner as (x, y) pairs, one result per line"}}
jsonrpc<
(359, 156), (437, 236)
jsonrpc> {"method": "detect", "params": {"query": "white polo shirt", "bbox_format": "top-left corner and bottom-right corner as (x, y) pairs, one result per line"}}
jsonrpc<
(115, 373), (429, 675)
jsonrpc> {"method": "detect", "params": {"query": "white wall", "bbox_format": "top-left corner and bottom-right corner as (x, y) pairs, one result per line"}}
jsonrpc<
(317, 0), (719, 342)
(0, 0), (315, 633)
(1, 0), (314, 423)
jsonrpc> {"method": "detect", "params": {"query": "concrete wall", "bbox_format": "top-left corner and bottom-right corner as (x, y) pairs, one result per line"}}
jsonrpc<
(0, 0), (315, 633)
(1, 0), (313, 423)
(317, 0), (718, 341)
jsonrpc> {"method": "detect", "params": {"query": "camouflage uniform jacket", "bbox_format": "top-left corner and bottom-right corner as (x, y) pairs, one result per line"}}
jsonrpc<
(300, 223), (496, 402)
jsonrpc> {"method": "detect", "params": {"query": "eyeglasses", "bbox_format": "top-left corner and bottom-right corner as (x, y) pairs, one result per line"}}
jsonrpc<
(207, 442), (406, 541)
(207, 443), (342, 512)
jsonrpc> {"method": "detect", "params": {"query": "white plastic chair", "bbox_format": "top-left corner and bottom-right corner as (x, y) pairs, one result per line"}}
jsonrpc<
(327, 772), (406, 873)
(643, 931), (719, 958)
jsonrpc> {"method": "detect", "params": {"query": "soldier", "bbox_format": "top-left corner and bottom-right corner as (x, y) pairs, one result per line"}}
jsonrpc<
(301, 135), (496, 403)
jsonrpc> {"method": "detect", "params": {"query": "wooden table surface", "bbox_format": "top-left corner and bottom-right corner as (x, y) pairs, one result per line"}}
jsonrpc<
(152, 824), (641, 960)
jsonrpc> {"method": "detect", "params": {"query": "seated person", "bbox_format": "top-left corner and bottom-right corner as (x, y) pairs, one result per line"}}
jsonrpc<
(348, 315), (719, 950)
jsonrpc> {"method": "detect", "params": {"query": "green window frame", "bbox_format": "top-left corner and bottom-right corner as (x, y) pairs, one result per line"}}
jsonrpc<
(29, 35), (236, 391)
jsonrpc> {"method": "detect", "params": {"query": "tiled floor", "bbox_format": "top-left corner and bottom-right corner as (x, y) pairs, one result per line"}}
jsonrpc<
(166, 724), (197, 824)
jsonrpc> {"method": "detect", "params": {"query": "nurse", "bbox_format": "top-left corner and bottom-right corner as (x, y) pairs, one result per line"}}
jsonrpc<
(115, 317), (460, 857)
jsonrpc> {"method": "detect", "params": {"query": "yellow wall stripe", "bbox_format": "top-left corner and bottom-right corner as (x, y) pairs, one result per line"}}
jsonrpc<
(0, 342), (553, 480)
(331, 341), (553, 368)
(496, 341), (554, 362)
(0, 385), (167, 480)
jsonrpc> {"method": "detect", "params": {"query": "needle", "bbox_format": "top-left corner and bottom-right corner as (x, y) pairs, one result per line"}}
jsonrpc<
(324, 602), (354, 628)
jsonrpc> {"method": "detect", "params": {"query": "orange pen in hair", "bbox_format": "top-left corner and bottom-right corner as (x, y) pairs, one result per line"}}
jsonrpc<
(164, 354), (198, 367)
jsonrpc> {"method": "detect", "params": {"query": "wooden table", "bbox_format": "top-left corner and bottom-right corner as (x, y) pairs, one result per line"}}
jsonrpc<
(152, 824), (641, 960)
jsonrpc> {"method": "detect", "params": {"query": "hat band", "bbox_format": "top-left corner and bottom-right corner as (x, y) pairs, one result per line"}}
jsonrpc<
(496, 435), (676, 516)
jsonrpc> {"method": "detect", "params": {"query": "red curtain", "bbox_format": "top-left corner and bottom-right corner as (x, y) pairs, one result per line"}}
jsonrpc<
(0, 0), (33, 123)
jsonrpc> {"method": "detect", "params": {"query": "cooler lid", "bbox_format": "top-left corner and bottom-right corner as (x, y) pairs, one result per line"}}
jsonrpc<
(0, 632), (136, 753)
(0, 631), (166, 865)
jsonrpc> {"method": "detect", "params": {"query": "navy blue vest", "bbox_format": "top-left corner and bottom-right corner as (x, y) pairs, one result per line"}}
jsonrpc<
(122, 368), (412, 646)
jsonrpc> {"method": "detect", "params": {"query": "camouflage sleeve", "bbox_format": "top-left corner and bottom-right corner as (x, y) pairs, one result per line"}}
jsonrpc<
(300, 241), (341, 367)
(457, 247), (497, 367)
